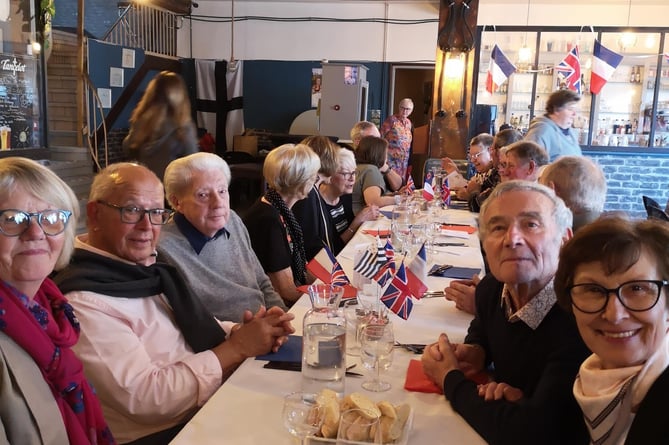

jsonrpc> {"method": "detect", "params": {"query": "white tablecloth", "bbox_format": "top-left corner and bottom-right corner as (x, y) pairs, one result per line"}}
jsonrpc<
(170, 207), (487, 444)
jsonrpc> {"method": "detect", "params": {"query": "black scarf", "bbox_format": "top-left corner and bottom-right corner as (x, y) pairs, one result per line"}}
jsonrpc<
(54, 248), (226, 353)
(264, 188), (307, 285)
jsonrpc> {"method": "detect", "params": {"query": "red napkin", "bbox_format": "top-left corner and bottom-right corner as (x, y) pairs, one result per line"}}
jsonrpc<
(404, 360), (491, 394)
(404, 359), (443, 394)
(297, 284), (358, 299)
(440, 224), (477, 234)
(362, 229), (391, 238)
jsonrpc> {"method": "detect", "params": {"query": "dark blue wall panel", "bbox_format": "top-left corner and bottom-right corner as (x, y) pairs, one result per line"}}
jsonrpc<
(243, 60), (389, 133)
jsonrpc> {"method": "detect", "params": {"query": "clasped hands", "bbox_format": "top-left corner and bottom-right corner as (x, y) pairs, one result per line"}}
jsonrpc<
(231, 305), (295, 356)
(421, 333), (523, 402)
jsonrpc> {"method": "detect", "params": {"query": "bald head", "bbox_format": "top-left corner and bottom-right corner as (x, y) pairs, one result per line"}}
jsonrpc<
(87, 163), (166, 265)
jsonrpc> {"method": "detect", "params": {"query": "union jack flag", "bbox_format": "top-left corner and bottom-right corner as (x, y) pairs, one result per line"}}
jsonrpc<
(374, 261), (395, 288)
(384, 239), (395, 263)
(441, 177), (451, 206)
(406, 175), (416, 192)
(381, 263), (414, 320)
(555, 45), (582, 94)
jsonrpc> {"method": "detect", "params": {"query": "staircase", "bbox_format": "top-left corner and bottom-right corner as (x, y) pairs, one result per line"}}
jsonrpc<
(46, 30), (94, 233)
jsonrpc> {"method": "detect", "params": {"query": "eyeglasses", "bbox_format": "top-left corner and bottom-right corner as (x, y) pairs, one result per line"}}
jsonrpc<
(337, 171), (356, 179)
(568, 280), (668, 314)
(400, 107), (413, 111)
(468, 151), (486, 161)
(0, 209), (72, 237)
(97, 201), (173, 225)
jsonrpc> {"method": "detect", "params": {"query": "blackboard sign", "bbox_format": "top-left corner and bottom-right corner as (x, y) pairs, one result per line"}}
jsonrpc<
(0, 53), (37, 149)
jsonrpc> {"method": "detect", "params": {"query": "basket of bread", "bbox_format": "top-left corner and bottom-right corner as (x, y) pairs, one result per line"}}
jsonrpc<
(307, 389), (413, 445)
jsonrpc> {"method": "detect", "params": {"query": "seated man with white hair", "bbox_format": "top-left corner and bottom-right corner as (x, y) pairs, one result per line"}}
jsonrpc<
(422, 180), (589, 445)
(158, 152), (287, 323)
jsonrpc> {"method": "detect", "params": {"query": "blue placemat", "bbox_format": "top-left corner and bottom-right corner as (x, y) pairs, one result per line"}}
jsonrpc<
(380, 210), (394, 219)
(429, 265), (481, 279)
(255, 335), (302, 362)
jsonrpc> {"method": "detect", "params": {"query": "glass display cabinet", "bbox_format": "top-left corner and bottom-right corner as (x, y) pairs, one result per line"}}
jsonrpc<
(474, 27), (669, 151)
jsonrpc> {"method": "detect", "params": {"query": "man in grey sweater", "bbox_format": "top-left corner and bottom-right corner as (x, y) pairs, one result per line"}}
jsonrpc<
(158, 153), (287, 323)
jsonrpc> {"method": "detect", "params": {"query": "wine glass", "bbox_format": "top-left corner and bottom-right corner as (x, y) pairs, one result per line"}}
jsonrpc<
(282, 392), (324, 444)
(360, 322), (394, 392)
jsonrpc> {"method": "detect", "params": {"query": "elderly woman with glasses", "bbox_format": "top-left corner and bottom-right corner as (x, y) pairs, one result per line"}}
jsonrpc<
(318, 147), (380, 251)
(554, 217), (669, 444)
(0, 158), (113, 444)
(244, 144), (320, 305)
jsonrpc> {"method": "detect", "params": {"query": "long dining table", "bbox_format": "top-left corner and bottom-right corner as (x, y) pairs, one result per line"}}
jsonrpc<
(170, 205), (488, 445)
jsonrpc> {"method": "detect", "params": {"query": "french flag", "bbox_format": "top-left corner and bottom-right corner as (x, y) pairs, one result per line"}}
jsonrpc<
(423, 180), (435, 202)
(306, 246), (357, 298)
(485, 45), (516, 94)
(590, 40), (623, 95)
(406, 243), (428, 299)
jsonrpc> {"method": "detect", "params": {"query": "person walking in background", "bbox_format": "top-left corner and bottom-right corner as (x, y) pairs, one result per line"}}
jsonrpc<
(123, 71), (198, 180)
(381, 98), (414, 181)
(524, 89), (583, 161)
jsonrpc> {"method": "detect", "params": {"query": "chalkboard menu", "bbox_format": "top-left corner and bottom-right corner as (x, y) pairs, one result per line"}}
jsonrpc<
(0, 53), (38, 150)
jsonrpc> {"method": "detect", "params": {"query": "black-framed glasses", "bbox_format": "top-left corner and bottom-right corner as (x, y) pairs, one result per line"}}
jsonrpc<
(568, 280), (668, 314)
(337, 170), (356, 179)
(0, 209), (72, 237)
(97, 200), (173, 225)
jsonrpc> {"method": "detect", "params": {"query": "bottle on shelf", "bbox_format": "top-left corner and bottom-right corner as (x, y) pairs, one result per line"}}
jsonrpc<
(625, 120), (632, 134)
(630, 67), (636, 83)
(635, 67), (641, 83)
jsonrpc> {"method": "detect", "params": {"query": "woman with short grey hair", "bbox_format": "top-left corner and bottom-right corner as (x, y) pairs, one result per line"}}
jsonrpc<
(243, 144), (320, 305)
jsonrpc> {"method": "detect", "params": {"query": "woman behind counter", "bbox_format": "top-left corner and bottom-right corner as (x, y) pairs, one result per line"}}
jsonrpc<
(0, 157), (114, 444)
(243, 144), (320, 305)
(555, 217), (669, 444)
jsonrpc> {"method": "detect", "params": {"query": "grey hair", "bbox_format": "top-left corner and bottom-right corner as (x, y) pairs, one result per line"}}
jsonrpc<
(336, 147), (356, 172)
(164, 153), (231, 208)
(540, 156), (606, 213)
(350, 121), (379, 146)
(263, 144), (320, 196)
(0, 157), (79, 270)
(479, 180), (573, 240)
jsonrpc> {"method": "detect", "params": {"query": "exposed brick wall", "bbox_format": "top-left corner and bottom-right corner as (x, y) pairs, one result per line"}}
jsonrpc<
(587, 152), (669, 219)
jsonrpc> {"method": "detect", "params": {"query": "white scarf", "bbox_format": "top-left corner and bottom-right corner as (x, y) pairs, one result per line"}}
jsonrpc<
(574, 334), (669, 445)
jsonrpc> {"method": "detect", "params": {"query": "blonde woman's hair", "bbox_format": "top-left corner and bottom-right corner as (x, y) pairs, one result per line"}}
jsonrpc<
(0, 157), (79, 270)
(263, 144), (320, 196)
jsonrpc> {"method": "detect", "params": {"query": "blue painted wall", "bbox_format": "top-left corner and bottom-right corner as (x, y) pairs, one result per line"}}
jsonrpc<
(243, 60), (389, 133)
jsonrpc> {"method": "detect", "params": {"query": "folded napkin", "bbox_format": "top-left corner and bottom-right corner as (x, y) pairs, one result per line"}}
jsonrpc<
(440, 224), (477, 234)
(255, 335), (302, 362)
(404, 359), (442, 394)
(428, 265), (481, 279)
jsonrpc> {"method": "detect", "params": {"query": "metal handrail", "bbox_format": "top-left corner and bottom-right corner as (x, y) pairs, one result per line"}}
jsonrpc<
(102, 2), (178, 57)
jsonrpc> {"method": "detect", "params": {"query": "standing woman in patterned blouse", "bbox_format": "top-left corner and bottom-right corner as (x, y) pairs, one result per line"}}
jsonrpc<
(243, 144), (320, 306)
(381, 98), (414, 181)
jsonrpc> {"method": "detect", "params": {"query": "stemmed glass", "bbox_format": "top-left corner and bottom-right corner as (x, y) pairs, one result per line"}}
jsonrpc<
(360, 322), (394, 392)
(337, 408), (382, 444)
(282, 392), (324, 444)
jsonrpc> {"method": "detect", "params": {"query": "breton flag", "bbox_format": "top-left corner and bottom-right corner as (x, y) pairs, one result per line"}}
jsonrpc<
(406, 243), (428, 299)
(556, 45), (582, 94)
(485, 44), (517, 94)
(590, 40), (623, 95)
(353, 248), (379, 279)
(380, 262), (414, 320)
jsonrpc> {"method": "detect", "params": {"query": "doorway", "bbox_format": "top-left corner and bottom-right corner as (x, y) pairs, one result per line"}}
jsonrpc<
(389, 65), (435, 129)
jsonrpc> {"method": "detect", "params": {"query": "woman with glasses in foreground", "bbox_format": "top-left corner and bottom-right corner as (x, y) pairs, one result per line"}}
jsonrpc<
(555, 217), (669, 444)
(0, 158), (114, 444)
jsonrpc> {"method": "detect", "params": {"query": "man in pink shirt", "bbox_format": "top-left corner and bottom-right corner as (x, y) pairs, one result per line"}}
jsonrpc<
(55, 163), (294, 445)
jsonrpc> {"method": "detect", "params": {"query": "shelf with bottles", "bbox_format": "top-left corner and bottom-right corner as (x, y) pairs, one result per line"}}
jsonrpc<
(645, 66), (669, 90)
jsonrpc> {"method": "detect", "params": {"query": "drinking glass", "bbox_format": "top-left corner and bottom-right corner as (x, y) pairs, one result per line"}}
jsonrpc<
(282, 392), (324, 444)
(336, 408), (381, 444)
(360, 322), (394, 392)
(343, 300), (371, 356)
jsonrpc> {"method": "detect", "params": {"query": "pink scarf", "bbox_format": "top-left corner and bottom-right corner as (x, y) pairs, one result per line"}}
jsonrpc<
(0, 278), (114, 445)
